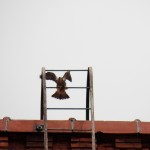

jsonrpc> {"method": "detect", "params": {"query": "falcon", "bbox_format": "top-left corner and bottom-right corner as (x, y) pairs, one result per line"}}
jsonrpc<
(46, 71), (72, 100)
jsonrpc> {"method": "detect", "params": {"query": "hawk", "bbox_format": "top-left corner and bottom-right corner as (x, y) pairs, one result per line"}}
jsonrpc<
(46, 71), (72, 100)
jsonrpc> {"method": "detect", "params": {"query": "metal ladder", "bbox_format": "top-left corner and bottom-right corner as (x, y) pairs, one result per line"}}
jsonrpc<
(40, 67), (96, 150)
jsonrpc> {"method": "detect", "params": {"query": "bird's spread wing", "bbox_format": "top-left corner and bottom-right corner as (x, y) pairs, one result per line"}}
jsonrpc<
(63, 71), (72, 82)
(46, 72), (57, 82)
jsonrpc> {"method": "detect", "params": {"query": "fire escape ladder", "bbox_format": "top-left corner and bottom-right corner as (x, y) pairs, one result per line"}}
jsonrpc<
(40, 67), (96, 150)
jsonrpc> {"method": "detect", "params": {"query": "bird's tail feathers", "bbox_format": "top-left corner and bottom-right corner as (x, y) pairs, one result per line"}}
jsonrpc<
(52, 90), (69, 100)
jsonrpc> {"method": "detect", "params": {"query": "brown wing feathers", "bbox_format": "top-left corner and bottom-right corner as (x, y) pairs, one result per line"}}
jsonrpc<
(45, 72), (57, 82)
(43, 71), (72, 100)
(63, 71), (72, 82)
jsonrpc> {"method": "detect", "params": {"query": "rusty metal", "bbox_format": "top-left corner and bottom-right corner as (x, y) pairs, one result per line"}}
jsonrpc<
(89, 67), (96, 150)
(41, 67), (48, 150)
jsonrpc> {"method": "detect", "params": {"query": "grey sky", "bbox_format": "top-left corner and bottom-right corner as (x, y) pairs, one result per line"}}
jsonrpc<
(0, 0), (150, 121)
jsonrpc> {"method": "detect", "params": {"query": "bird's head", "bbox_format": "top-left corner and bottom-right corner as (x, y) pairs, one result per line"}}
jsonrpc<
(58, 77), (63, 81)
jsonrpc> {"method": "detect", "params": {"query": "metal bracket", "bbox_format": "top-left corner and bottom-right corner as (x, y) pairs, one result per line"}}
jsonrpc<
(3, 117), (11, 131)
(135, 119), (141, 134)
(69, 117), (76, 131)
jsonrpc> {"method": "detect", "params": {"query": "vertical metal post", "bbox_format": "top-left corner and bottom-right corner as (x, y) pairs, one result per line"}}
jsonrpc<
(41, 67), (48, 150)
(40, 77), (43, 120)
(86, 69), (90, 120)
(89, 67), (96, 150)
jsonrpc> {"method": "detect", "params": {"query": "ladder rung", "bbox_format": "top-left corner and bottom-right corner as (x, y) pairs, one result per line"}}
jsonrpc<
(47, 108), (91, 110)
(46, 86), (90, 89)
(45, 69), (88, 71)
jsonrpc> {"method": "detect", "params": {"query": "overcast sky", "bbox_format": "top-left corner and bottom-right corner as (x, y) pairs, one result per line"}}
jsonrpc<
(0, 0), (150, 121)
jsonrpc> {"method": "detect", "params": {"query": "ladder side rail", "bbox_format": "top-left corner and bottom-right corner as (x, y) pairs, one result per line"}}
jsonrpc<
(41, 67), (48, 150)
(89, 67), (96, 150)
(86, 69), (90, 120)
(40, 79), (43, 120)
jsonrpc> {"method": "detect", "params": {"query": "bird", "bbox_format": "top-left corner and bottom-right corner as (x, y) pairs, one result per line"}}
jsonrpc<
(45, 71), (72, 100)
